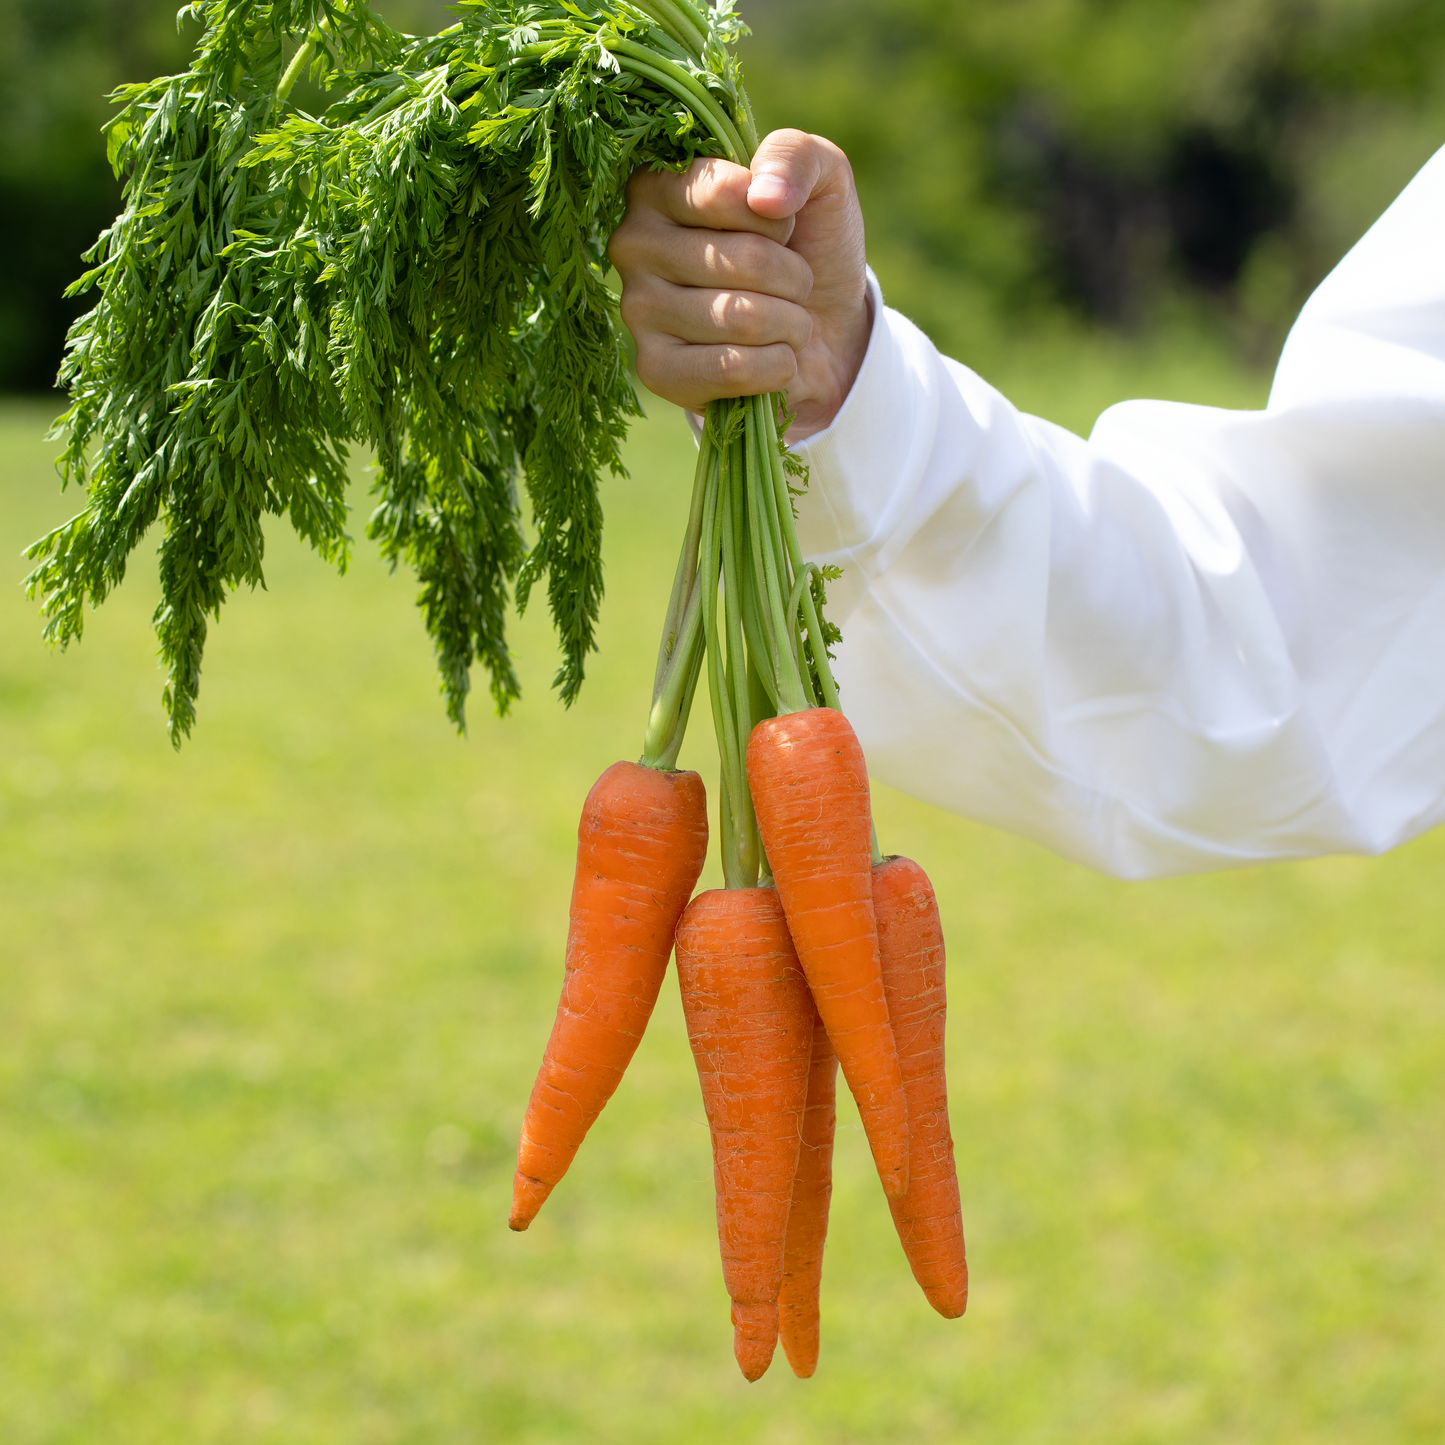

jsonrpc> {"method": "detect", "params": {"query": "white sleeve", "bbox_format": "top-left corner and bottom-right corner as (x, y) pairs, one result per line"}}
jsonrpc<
(792, 145), (1445, 880)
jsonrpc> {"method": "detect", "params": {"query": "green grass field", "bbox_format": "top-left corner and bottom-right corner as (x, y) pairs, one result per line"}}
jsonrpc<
(4, 345), (1445, 1444)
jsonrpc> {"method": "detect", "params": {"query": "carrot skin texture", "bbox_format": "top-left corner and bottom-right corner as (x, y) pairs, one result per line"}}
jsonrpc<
(676, 887), (814, 1383)
(875, 856), (968, 1318)
(778, 1004), (838, 1379)
(510, 761), (708, 1231)
(746, 707), (909, 1199)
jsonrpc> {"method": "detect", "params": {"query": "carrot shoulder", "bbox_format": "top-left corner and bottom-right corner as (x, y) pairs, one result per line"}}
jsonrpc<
(746, 707), (909, 1200)
(509, 761), (707, 1231)
(875, 855), (968, 1318)
(778, 1004), (838, 1379)
(676, 887), (814, 1382)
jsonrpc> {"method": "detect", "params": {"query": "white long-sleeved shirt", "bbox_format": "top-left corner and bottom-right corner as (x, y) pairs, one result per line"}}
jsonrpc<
(792, 145), (1445, 880)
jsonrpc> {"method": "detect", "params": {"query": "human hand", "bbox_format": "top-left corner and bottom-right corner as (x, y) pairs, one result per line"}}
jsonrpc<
(608, 129), (869, 441)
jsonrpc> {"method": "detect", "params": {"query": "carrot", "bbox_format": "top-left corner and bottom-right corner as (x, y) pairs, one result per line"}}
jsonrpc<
(778, 1003), (838, 1379)
(874, 855), (968, 1317)
(746, 706), (909, 1200)
(509, 760), (707, 1231)
(675, 886), (814, 1382)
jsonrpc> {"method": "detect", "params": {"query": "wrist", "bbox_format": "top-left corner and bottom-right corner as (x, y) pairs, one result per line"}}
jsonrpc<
(785, 279), (872, 441)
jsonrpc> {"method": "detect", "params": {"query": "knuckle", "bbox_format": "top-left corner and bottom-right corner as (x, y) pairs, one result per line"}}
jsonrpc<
(624, 164), (665, 209)
(683, 158), (726, 211)
(633, 339), (671, 395)
(711, 289), (745, 329)
(710, 346), (749, 393)
(607, 224), (637, 273)
(762, 344), (800, 392)
(790, 253), (816, 303)
(768, 126), (809, 153)
(710, 343), (795, 397)
(688, 157), (751, 216)
(730, 232), (773, 281)
(712, 291), (769, 344)
(619, 279), (670, 339)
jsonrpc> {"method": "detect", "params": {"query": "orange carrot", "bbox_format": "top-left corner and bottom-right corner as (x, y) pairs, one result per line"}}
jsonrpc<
(778, 1003), (838, 1379)
(746, 707), (909, 1200)
(510, 761), (707, 1231)
(675, 886), (814, 1382)
(875, 855), (968, 1317)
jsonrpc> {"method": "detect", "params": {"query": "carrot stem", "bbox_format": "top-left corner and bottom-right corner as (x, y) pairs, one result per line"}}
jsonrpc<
(741, 427), (783, 697)
(642, 437), (715, 770)
(632, 0), (708, 57)
(642, 571), (705, 770)
(761, 400), (842, 712)
(737, 543), (778, 714)
(277, 28), (324, 102)
(652, 430), (712, 703)
(611, 47), (749, 165)
(702, 414), (750, 889)
(746, 397), (808, 713)
(721, 428), (760, 885)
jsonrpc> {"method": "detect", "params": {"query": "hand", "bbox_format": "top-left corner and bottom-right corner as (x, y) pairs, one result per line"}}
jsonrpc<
(608, 129), (870, 441)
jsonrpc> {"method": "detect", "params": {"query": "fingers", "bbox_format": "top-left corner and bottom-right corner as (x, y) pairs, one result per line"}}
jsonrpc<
(611, 157), (816, 409)
(635, 337), (800, 413)
(627, 158), (795, 244)
(608, 134), (864, 418)
(625, 276), (812, 411)
(624, 278), (812, 353)
(621, 133), (853, 237)
(610, 213), (813, 303)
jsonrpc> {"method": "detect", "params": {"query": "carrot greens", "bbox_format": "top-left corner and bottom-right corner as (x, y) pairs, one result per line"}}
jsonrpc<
(28, 0), (763, 741)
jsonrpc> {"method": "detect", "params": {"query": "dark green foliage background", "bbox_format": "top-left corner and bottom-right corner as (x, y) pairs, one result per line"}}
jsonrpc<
(743, 0), (1445, 360)
(4, 0), (1444, 392)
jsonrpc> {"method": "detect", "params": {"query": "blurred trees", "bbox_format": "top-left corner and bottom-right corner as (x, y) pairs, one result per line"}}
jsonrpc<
(0, 0), (442, 391)
(2, 0), (1443, 390)
(743, 0), (1445, 360)
(0, 0), (197, 390)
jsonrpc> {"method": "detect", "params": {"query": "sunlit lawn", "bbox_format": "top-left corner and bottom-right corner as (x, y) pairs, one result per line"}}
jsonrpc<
(4, 343), (1445, 1443)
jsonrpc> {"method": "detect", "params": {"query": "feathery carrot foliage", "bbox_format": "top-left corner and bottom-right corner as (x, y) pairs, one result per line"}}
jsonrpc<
(27, 0), (753, 740)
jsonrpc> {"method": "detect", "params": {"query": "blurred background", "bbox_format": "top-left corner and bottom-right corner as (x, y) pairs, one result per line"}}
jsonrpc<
(4, 3), (1445, 1443)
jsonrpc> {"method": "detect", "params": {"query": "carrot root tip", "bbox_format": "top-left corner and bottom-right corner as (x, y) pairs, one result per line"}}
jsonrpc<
(926, 1284), (969, 1319)
(731, 1300), (779, 1382)
(780, 1334), (818, 1378)
(508, 1171), (552, 1231)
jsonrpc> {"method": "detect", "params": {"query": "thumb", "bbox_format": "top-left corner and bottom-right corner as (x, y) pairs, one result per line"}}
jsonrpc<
(746, 128), (835, 222)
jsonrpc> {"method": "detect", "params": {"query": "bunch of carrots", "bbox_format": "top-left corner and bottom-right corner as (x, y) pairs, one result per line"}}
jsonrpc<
(35, 0), (965, 1379)
(509, 390), (969, 1381)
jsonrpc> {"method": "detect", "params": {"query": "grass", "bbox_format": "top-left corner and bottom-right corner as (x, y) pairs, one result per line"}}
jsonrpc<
(3, 343), (1445, 1444)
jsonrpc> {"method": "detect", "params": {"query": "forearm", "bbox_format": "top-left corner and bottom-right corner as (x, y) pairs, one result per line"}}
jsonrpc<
(792, 262), (1445, 878)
